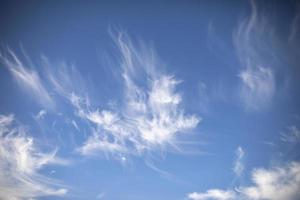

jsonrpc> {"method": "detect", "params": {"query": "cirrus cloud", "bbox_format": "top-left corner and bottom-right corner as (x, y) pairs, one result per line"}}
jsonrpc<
(0, 114), (68, 200)
(73, 32), (201, 157)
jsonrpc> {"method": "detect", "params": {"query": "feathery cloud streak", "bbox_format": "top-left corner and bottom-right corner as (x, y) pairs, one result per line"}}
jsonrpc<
(1, 32), (200, 159)
(73, 33), (201, 157)
(234, 0), (277, 111)
(0, 114), (68, 200)
(280, 125), (300, 144)
(0, 49), (55, 109)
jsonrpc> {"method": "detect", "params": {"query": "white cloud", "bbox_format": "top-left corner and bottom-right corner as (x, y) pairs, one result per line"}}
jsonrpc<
(280, 125), (300, 143)
(72, 120), (80, 131)
(0, 114), (68, 200)
(240, 162), (300, 200)
(75, 33), (200, 156)
(0, 49), (54, 109)
(79, 133), (127, 156)
(0, 114), (14, 134)
(239, 67), (275, 111)
(233, 146), (245, 177)
(187, 161), (300, 200)
(1, 32), (200, 161)
(43, 32), (200, 158)
(188, 189), (236, 200)
(234, 0), (277, 111)
(35, 109), (47, 120)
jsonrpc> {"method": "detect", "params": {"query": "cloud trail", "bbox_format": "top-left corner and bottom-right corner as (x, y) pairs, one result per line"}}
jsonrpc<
(233, 146), (245, 177)
(234, 0), (277, 111)
(0, 114), (68, 200)
(0, 49), (55, 109)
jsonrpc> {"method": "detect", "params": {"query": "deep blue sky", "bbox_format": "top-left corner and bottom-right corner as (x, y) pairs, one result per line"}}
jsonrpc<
(0, 1), (299, 200)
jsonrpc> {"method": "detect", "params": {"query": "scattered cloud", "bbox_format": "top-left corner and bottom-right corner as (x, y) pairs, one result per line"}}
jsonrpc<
(187, 189), (236, 200)
(233, 0), (277, 111)
(0, 114), (68, 200)
(240, 162), (300, 200)
(72, 120), (80, 131)
(233, 146), (245, 177)
(280, 125), (300, 144)
(239, 67), (275, 111)
(0, 114), (14, 134)
(187, 161), (300, 200)
(78, 33), (200, 157)
(0, 32), (200, 162)
(79, 132), (127, 156)
(35, 109), (47, 120)
(0, 49), (55, 109)
(41, 32), (200, 158)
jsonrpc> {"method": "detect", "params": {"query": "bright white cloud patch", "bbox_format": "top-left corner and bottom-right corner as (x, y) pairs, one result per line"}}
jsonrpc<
(0, 114), (68, 200)
(188, 189), (236, 200)
(240, 162), (300, 200)
(187, 162), (300, 200)
(0, 49), (54, 109)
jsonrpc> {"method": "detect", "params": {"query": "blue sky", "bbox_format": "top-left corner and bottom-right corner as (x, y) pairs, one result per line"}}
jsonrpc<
(0, 0), (300, 200)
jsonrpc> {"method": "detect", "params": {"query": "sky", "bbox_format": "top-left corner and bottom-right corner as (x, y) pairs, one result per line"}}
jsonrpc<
(0, 0), (300, 200)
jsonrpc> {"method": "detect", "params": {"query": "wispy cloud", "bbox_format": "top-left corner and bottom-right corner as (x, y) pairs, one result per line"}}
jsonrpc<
(280, 125), (300, 144)
(238, 67), (275, 111)
(233, 146), (245, 177)
(187, 189), (236, 200)
(187, 161), (300, 200)
(145, 159), (175, 180)
(80, 33), (200, 156)
(43, 32), (200, 159)
(0, 114), (68, 200)
(288, 5), (300, 43)
(35, 109), (47, 120)
(0, 31), (200, 162)
(234, 0), (277, 111)
(0, 49), (55, 109)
